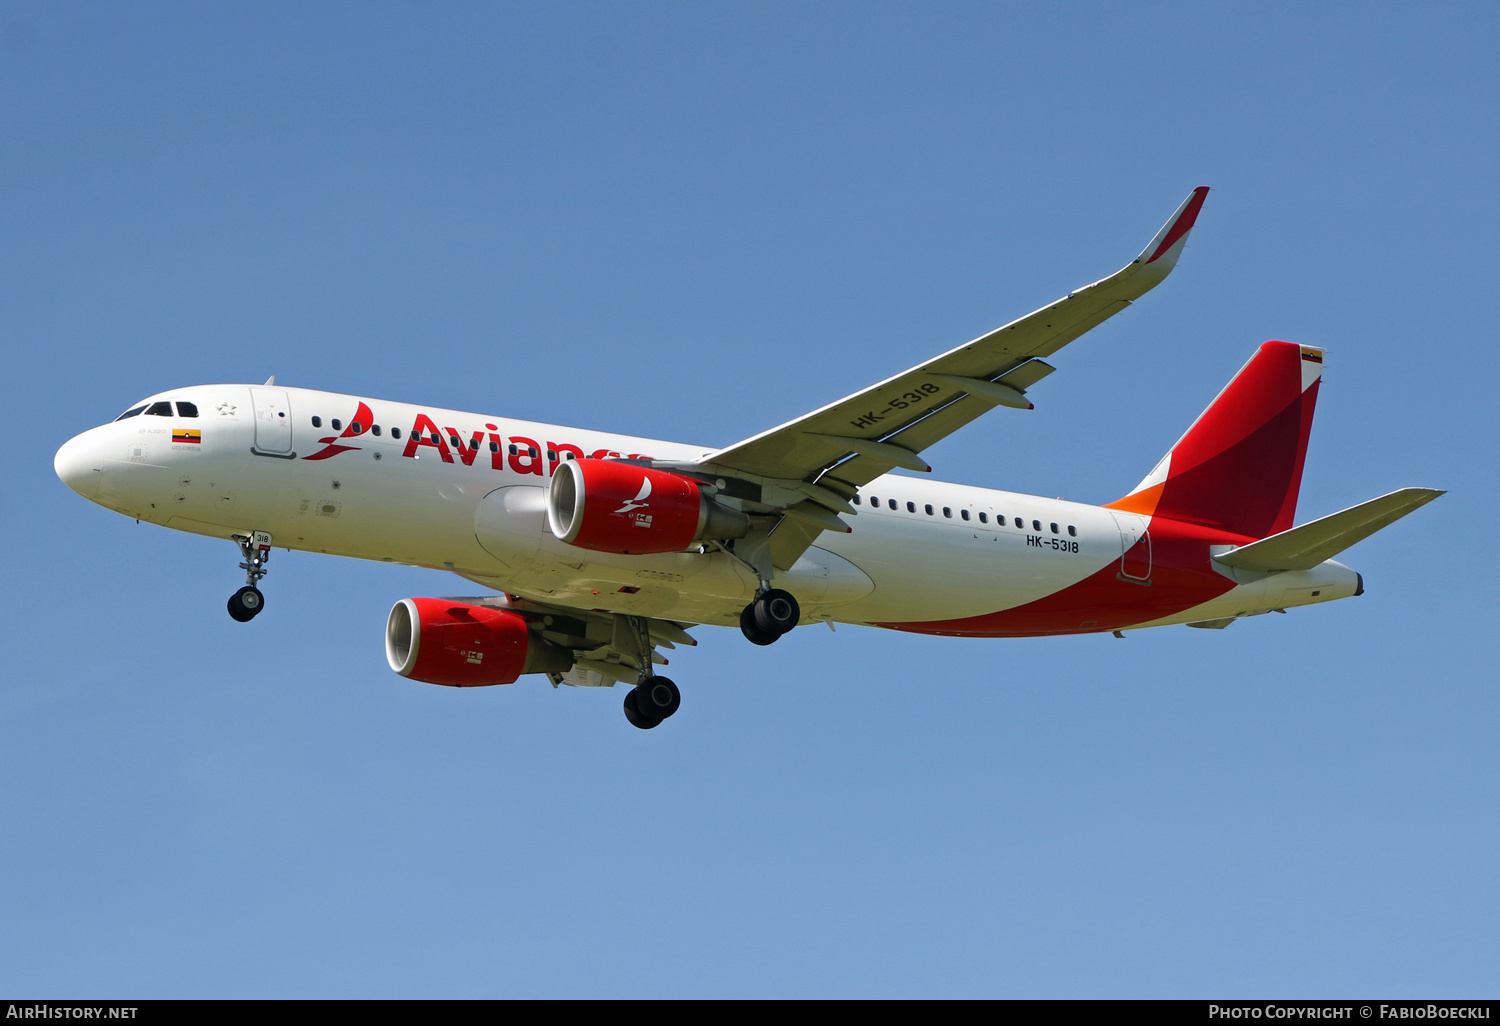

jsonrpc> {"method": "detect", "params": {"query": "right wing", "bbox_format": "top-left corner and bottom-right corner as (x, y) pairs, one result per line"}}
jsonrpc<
(451, 586), (699, 687)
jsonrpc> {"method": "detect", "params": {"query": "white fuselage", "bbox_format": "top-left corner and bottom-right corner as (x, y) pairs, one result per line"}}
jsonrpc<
(54, 384), (1360, 635)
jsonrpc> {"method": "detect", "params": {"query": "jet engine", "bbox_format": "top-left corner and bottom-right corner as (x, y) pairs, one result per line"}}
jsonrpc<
(546, 459), (748, 555)
(385, 598), (571, 687)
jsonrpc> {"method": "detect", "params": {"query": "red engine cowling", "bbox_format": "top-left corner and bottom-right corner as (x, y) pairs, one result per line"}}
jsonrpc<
(546, 459), (748, 555)
(385, 598), (565, 687)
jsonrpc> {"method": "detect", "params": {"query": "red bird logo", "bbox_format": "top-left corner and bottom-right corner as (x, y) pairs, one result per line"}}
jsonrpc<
(612, 477), (653, 515)
(303, 401), (373, 461)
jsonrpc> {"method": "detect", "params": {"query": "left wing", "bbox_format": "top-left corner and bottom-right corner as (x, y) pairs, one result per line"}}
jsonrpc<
(695, 187), (1209, 493)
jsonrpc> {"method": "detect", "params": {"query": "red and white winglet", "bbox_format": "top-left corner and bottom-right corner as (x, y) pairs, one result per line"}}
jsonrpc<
(1136, 185), (1209, 269)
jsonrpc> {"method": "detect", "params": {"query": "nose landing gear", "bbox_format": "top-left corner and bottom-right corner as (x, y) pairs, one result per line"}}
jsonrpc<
(227, 531), (272, 622)
(228, 585), (264, 622)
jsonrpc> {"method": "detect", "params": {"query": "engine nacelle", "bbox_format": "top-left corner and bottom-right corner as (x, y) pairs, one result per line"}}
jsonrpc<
(546, 459), (748, 555)
(385, 598), (570, 687)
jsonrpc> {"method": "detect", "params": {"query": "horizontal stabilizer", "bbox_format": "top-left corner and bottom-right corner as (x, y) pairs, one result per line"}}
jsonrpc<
(1213, 487), (1444, 572)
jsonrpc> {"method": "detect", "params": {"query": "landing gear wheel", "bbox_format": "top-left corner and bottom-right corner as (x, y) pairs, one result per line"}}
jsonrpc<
(740, 604), (780, 646)
(636, 677), (681, 720)
(752, 588), (800, 635)
(623, 687), (662, 730)
(227, 586), (264, 622)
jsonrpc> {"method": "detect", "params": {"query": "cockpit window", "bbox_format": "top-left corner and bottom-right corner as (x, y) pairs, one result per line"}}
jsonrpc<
(176, 402), (199, 418)
(146, 401), (173, 417)
(115, 405), (147, 421)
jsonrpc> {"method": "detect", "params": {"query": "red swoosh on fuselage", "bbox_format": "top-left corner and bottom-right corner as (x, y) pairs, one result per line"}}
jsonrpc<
(303, 443), (361, 461)
(874, 517), (1249, 638)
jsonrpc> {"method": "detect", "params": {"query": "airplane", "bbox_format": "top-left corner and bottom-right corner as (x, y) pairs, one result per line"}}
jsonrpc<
(53, 187), (1443, 729)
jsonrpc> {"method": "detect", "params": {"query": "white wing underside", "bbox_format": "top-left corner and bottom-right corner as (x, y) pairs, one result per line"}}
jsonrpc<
(667, 188), (1211, 569)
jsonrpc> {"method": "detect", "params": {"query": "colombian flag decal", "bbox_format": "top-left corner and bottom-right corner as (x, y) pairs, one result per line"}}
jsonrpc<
(1300, 347), (1324, 363)
(172, 429), (201, 444)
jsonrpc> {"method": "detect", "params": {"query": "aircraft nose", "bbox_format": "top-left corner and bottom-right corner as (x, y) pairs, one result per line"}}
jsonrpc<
(55, 429), (104, 499)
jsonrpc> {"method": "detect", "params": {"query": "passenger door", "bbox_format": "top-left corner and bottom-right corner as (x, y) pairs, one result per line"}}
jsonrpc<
(250, 388), (294, 457)
(1109, 511), (1152, 583)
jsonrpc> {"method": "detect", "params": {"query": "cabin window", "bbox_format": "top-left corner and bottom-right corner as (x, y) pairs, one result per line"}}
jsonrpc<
(115, 405), (147, 421)
(943, 507), (952, 518)
(1050, 523), (1059, 534)
(430, 433), (440, 443)
(924, 504), (933, 515)
(146, 401), (173, 417)
(529, 446), (539, 457)
(1014, 517), (1023, 528)
(852, 495), (861, 505)
(489, 441), (499, 453)
(888, 499), (897, 510)
(176, 402), (198, 418)
(961, 509), (970, 521)
(390, 427), (401, 439)
(906, 501), (916, 513)
(331, 419), (342, 431)
(1068, 525), (1077, 537)
(351, 422), (363, 434)
(371, 425), (381, 436)
(1032, 520), (1041, 532)
(546, 450), (556, 461)
(978, 512), (987, 524)
(509, 444), (518, 456)
(311, 416), (322, 428)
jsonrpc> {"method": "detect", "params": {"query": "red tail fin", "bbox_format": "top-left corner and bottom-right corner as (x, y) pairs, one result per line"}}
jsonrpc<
(1107, 341), (1322, 539)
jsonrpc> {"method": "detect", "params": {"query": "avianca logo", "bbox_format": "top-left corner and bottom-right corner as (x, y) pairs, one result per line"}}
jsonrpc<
(614, 478), (652, 515)
(303, 402), (373, 461)
(300, 407), (654, 472)
(397, 413), (654, 474)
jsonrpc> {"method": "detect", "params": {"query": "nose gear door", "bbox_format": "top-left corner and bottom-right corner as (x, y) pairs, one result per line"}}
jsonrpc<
(250, 388), (294, 457)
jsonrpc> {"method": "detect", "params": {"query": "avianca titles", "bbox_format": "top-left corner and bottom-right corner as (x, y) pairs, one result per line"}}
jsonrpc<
(54, 188), (1443, 729)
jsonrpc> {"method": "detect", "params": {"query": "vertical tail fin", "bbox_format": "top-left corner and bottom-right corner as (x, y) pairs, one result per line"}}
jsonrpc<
(1107, 341), (1323, 539)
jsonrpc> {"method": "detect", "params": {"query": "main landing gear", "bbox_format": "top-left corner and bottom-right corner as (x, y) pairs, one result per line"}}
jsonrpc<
(622, 588), (799, 729)
(739, 588), (800, 646)
(620, 613), (683, 730)
(227, 531), (272, 623)
(623, 676), (681, 730)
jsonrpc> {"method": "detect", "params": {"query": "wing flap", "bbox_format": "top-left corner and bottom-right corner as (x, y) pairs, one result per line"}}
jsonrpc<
(1212, 488), (1445, 572)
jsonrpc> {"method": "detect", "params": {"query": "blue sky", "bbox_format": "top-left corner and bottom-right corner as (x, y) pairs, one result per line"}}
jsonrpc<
(2, 2), (1496, 997)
